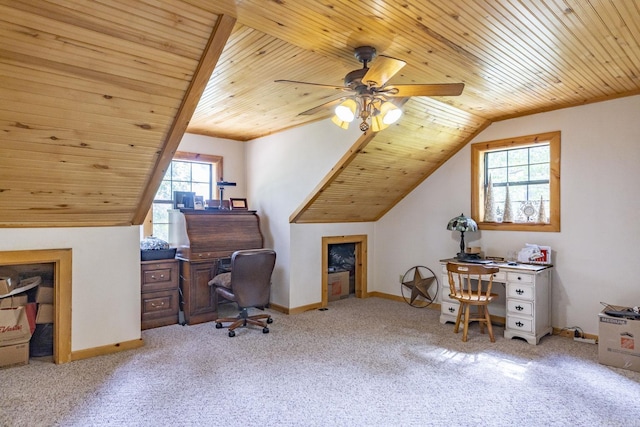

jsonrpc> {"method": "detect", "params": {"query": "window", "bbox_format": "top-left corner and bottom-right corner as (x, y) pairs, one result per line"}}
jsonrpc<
(151, 152), (222, 241)
(471, 131), (560, 232)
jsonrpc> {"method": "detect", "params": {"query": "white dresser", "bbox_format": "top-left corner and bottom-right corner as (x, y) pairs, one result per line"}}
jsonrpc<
(439, 260), (553, 345)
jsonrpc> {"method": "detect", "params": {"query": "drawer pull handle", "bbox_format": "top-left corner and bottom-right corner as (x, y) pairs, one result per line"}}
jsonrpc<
(517, 276), (522, 280)
(160, 274), (165, 278)
(516, 289), (524, 295)
(448, 307), (455, 313)
(515, 321), (524, 328)
(151, 302), (165, 308)
(516, 305), (524, 311)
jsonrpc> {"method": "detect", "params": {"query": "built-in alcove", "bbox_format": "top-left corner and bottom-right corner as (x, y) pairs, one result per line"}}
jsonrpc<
(0, 249), (72, 364)
(322, 235), (367, 307)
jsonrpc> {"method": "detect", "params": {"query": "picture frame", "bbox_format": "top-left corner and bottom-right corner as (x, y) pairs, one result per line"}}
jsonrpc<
(230, 198), (248, 210)
(194, 195), (205, 210)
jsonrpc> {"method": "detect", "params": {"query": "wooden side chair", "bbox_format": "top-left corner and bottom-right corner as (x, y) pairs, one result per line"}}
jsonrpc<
(446, 262), (500, 342)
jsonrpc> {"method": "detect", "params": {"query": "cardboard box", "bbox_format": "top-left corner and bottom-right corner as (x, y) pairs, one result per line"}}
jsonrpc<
(0, 277), (15, 297)
(36, 304), (53, 324)
(35, 286), (53, 304)
(598, 309), (640, 373)
(328, 271), (350, 301)
(0, 306), (32, 346)
(0, 342), (29, 368)
(0, 295), (28, 309)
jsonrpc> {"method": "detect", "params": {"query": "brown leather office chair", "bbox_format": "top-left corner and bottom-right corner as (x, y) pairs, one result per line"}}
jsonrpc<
(208, 249), (276, 337)
(446, 262), (500, 342)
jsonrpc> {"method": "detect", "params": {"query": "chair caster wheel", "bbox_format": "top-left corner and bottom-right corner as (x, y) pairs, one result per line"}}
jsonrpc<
(228, 330), (236, 337)
(267, 317), (273, 324)
(263, 327), (269, 334)
(215, 322), (223, 329)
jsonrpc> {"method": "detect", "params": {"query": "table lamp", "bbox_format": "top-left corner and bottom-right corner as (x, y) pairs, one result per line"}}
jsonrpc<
(446, 213), (478, 260)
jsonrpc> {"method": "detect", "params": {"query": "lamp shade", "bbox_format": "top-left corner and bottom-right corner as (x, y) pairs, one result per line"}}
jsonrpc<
(334, 99), (357, 122)
(446, 213), (478, 232)
(380, 101), (402, 125)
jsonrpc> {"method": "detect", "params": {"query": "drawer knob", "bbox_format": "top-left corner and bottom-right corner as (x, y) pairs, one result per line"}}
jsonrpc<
(160, 274), (165, 278)
(515, 321), (524, 328)
(516, 289), (524, 295)
(516, 305), (524, 311)
(151, 275), (156, 279)
(517, 276), (522, 280)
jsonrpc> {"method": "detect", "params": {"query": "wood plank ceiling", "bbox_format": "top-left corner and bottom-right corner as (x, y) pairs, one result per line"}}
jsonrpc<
(1, 1), (639, 227)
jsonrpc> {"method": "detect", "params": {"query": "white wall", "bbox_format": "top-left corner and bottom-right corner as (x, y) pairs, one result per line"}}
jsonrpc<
(246, 120), (369, 307)
(0, 226), (140, 351)
(375, 95), (640, 334)
(178, 133), (247, 200)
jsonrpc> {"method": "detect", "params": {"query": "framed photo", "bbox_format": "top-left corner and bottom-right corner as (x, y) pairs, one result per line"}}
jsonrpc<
(230, 198), (248, 210)
(194, 195), (205, 210)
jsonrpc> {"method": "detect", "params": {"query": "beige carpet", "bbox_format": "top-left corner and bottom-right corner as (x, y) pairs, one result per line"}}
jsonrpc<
(1, 296), (639, 426)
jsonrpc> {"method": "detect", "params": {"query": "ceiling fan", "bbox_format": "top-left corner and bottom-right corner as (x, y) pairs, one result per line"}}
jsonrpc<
(275, 46), (464, 132)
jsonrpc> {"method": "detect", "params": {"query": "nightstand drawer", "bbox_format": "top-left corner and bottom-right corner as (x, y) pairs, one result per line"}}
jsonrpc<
(507, 300), (533, 316)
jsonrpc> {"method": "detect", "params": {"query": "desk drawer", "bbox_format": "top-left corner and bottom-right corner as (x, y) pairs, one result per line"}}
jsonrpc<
(441, 301), (459, 317)
(507, 282), (534, 300)
(141, 260), (179, 293)
(507, 300), (533, 316)
(507, 272), (533, 284)
(506, 316), (533, 332)
(142, 290), (179, 319)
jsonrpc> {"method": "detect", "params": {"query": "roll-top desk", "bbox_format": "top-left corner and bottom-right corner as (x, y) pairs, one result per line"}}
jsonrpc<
(169, 209), (263, 325)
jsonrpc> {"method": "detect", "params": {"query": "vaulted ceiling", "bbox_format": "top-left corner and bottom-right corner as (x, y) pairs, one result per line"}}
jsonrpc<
(1, 1), (639, 227)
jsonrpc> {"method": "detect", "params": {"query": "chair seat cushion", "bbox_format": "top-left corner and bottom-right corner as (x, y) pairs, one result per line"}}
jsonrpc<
(208, 272), (231, 289)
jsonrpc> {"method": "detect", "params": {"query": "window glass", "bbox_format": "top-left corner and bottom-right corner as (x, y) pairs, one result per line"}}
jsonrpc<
(471, 131), (560, 232)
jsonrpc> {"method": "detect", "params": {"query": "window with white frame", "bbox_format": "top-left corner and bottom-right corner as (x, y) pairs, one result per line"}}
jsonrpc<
(151, 152), (222, 241)
(471, 131), (560, 232)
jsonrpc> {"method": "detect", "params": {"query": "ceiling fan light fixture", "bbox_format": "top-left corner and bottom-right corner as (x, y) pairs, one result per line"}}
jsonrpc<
(334, 99), (357, 122)
(331, 114), (351, 130)
(380, 101), (402, 125)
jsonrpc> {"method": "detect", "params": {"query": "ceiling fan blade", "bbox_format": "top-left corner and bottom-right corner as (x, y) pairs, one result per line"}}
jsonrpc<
(362, 55), (406, 86)
(382, 83), (465, 97)
(298, 98), (345, 116)
(274, 79), (346, 91)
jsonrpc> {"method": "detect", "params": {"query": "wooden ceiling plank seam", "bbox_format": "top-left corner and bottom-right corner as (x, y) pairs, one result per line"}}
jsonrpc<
(565, 0), (640, 82)
(0, 62), (182, 109)
(0, 48), (187, 99)
(133, 13), (237, 224)
(9, 0), (212, 59)
(0, 100), (172, 135)
(0, 27), (195, 89)
(454, 0), (607, 98)
(0, 85), (177, 126)
(0, 76), (179, 120)
(0, 119), (165, 149)
(539, 0), (634, 92)
(0, 109), (167, 142)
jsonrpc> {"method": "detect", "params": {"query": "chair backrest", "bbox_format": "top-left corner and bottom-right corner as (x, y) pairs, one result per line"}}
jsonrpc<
(446, 262), (499, 301)
(230, 249), (276, 309)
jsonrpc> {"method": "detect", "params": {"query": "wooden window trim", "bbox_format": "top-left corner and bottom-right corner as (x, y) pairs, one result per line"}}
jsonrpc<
(471, 131), (560, 232)
(173, 151), (223, 180)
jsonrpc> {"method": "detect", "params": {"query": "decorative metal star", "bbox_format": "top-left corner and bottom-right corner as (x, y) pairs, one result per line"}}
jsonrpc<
(403, 268), (435, 304)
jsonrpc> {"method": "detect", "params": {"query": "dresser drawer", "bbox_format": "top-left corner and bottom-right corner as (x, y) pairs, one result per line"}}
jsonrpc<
(507, 272), (533, 284)
(141, 260), (179, 292)
(141, 290), (179, 320)
(507, 282), (534, 300)
(507, 300), (533, 316)
(441, 301), (460, 317)
(506, 316), (533, 332)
